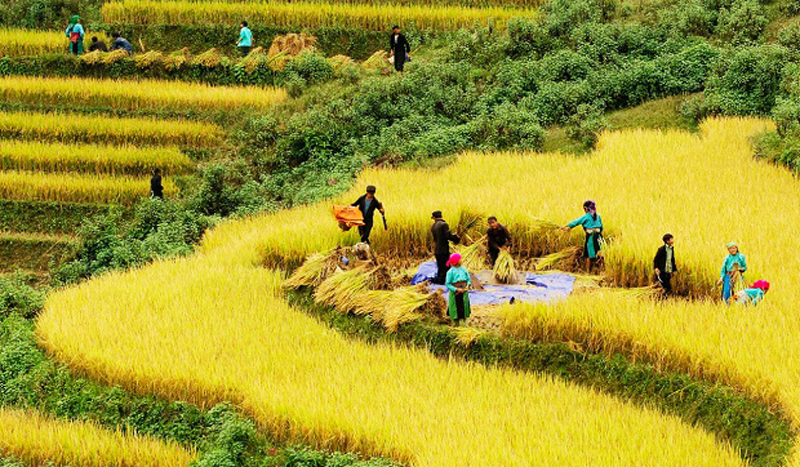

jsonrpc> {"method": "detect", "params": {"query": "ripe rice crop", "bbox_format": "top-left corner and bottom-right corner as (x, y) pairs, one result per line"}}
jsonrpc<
(0, 140), (193, 175)
(0, 170), (177, 205)
(168, 0), (541, 8)
(39, 258), (746, 467)
(0, 29), (109, 57)
(101, 0), (536, 32)
(0, 408), (197, 467)
(0, 111), (224, 148)
(0, 76), (287, 112)
(42, 118), (800, 467)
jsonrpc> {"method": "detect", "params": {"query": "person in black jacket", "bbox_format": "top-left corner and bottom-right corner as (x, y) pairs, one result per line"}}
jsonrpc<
(351, 185), (384, 244)
(431, 211), (460, 285)
(88, 36), (108, 52)
(150, 168), (164, 199)
(486, 216), (511, 267)
(653, 233), (677, 295)
(389, 25), (410, 73)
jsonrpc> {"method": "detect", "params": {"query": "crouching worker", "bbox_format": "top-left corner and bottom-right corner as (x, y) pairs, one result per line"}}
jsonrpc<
(736, 280), (769, 306)
(445, 253), (471, 326)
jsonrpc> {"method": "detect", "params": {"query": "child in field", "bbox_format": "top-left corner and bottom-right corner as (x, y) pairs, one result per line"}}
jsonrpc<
(735, 280), (769, 306)
(716, 242), (747, 304)
(445, 253), (471, 326)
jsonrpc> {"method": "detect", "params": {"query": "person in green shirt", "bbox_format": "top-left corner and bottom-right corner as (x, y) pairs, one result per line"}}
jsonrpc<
(65, 15), (85, 55)
(716, 242), (747, 304)
(444, 253), (471, 326)
(236, 21), (253, 57)
(562, 200), (603, 272)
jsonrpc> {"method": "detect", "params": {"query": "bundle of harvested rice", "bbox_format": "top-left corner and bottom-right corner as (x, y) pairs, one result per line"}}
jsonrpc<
(455, 209), (483, 240)
(419, 288), (448, 321)
(283, 249), (341, 288)
(135, 50), (164, 68)
(453, 327), (485, 346)
(268, 33), (317, 71)
(164, 48), (190, 70)
(327, 54), (354, 72)
(535, 245), (582, 271)
(192, 48), (222, 68)
(354, 286), (429, 331)
(103, 49), (129, 65)
(239, 46), (267, 72)
(362, 50), (391, 73)
(456, 236), (488, 272)
(79, 50), (103, 65)
(314, 266), (373, 312)
(492, 249), (517, 284)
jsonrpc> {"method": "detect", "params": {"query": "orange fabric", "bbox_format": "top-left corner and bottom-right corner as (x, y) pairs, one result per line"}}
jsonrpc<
(333, 205), (364, 228)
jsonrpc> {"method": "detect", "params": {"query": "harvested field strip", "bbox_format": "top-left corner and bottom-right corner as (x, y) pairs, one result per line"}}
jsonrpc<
(0, 231), (79, 272)
(0, 171), (177, 205)
(39, 259), (746, 467)
(0, 111), (224, 148)
(0, 140), (193, 175)
(102, 0), (536, 31)
(0, 29), (109, 57)
(0, 76), (287, 112)
(0, 408), (197, 467)
(0, 199), (122, 235)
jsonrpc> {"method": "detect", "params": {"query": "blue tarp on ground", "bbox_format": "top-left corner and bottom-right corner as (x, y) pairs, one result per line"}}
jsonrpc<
(410, 261), (575, 305)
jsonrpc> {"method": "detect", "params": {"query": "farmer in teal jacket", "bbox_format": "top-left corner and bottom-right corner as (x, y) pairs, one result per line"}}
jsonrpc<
(563, 200), (603, 272)
(445, 253), (471, 326)
(717, 242), (747, 304)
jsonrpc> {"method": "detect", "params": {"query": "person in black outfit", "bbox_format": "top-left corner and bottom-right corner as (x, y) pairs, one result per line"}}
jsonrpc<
(431, 211), (460, 285)
(389, 25), (410, 73)
(88, 36), (108, 52)
(653, 233), (678, 295)
(486, 216), (511, 267)
(150, 168), (164, 199)
(351, 185), (385, 244)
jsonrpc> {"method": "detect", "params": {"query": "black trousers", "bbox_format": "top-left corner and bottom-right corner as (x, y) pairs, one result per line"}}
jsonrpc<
(358, 221), (374, 244)
(394, 53), (406, 72)
(489, 247), (500, 267)
(69, 42), (81, 55)
(434, 252), (450, 285)
(239, 46), (251, 57)
(658, 272), (672, 295)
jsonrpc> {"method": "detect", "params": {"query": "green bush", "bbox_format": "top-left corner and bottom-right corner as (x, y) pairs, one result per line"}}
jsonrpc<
(716, 0), (767, 45)
(0, 275), (45, 319)
(704, 45), (788, 115)
(565, 103), (608, 150)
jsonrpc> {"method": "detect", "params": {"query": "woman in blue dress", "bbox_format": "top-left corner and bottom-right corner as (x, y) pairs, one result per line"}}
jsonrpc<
(563, 200), (603, 272)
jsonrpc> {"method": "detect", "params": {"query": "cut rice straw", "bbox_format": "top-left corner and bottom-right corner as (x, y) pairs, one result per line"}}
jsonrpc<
(284, 248), (341, 288)
(492, 249), (517, 284)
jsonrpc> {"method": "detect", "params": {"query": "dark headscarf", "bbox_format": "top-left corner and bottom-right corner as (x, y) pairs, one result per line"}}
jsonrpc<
(583, 200), (597, 220)
(69, 15), (80, 27)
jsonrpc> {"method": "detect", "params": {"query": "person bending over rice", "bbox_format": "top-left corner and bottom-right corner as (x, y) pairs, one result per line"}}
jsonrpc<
(445, 253), (471, 326)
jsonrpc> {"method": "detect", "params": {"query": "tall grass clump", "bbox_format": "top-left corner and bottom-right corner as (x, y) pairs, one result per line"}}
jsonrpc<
(0, 140), (193, 175)
(101, 0), (536, 31)
(0, 171), (177, 204)
(0, 111), (224, 148)
(0, 76), (287, 112)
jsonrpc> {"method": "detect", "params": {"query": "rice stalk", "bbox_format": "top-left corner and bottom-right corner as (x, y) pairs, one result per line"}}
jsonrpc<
(536, 245), (583, 271)
(492, 249), (517, 284)
(314, 266), (374, 312)
(456, 236), (488, 272)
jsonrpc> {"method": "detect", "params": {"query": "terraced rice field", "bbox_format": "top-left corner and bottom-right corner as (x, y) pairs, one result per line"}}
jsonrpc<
(102, 0), (536, 31)
(39, 117), (800, 467)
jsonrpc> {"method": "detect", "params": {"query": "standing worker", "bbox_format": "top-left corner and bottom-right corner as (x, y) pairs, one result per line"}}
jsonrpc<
(717, 242), (747, 304)
(150, 168), (163, 199)
(389, 25), (410, 73)
(65, 15), (85, 55)
(236, 21), (253, 57)
(445, 253), (471, 326)
(653, 233), (678, 296)
(350, 185), (384, 244)
(486, 216), (511, 267)
(563, 200), (603, 272)
(431, 210), (460, 285)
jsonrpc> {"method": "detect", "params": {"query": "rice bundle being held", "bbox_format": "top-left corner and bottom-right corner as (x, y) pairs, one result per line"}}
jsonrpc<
(456, 236), (488, 272)
(492, 249), (517, 284)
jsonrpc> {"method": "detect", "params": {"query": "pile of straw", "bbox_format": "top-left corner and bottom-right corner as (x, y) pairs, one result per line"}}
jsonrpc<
(134, 50), (164, 68)
(492, 250), (517, 284)
(314, 266), (374, 312)
(354, 286), (430, 331)
(362, 50), (391, 73)
(239, 46), (267, 72)
(327, 54), (354, 72)
(192, 48), (222, 68)
(164, 49), (190, 70)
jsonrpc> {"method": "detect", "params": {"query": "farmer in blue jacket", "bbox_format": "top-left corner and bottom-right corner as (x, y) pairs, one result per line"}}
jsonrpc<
(563, 200), (603, 272)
